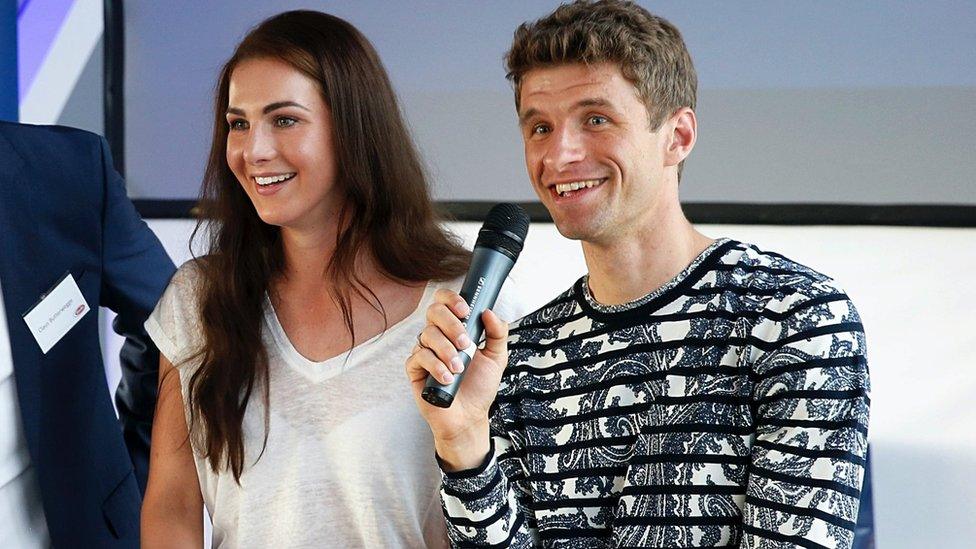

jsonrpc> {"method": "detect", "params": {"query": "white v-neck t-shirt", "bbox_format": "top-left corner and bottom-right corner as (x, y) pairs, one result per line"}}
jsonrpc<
(145, 261), (528, 548)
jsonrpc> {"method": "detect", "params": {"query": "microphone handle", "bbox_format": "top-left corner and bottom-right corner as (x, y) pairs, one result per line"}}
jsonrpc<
(421, 246), (515, 408)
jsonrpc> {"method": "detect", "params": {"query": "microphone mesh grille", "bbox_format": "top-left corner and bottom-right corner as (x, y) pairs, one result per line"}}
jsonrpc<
(477, 203), (530, 258)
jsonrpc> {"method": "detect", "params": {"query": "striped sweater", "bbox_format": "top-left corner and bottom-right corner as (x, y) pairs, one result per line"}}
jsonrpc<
(439, 239), (870, 548)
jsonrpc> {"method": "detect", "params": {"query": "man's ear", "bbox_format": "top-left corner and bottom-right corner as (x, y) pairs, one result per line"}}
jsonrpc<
(664, 107), (696, 168)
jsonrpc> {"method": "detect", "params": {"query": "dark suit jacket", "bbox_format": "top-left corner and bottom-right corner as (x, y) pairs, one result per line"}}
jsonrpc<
(0, 122), (175, 547)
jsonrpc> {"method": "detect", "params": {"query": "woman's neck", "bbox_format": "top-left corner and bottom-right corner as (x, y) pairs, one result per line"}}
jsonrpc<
(279, 223), (340, 288)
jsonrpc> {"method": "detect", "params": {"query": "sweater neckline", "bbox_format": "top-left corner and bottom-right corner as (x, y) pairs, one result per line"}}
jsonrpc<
(575, 238), (737, 320)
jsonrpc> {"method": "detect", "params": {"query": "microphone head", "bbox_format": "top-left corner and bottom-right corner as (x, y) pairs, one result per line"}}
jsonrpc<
(476, 203), (530, 260)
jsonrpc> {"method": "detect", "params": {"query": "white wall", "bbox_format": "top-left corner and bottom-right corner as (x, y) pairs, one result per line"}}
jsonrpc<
(103, 220), (976, 548)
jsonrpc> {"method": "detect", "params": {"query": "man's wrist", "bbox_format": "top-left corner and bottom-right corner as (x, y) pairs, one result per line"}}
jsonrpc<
(434, 422), (491, 472)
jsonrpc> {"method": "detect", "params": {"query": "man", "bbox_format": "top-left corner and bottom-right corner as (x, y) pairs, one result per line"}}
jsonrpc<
(407, 1), (869, 547)
(0, 121), (175, 547)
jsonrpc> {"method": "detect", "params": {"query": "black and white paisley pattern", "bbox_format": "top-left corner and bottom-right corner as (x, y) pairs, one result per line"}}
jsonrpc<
(440, 239), (869, 548)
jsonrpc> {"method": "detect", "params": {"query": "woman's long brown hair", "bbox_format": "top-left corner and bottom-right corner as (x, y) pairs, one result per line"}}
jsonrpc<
(186, 10), (470, 481)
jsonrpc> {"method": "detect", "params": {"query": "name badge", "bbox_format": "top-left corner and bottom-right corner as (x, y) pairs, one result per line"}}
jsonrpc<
(23, 273), (90, 354)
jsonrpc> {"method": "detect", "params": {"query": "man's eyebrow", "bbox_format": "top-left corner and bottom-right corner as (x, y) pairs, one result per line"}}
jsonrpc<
(518, 107), (541, 125)
(225, 101), (311, 117)
(577, 97), (613, 109)
(518, 97), (618, 124)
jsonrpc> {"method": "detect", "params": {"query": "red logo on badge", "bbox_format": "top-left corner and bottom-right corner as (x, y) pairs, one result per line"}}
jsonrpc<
(74, 304), (87, 316)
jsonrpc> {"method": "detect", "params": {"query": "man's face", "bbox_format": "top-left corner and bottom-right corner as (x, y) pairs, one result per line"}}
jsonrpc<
(518, 62), (671, 245)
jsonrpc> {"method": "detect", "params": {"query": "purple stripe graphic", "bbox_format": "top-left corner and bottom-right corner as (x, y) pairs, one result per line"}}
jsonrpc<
(17, 0), (76, 100)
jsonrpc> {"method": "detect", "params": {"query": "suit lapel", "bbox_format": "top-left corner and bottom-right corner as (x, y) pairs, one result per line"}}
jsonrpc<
(0, 131), (45, 457)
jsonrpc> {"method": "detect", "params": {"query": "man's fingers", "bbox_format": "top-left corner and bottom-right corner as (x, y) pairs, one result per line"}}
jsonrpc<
(432, 289), (471, 318)
(406, 347), (456, 385)
(480, 309), (509, 360)
(426, 304), (471, 349)
(419, 325), (466, 374)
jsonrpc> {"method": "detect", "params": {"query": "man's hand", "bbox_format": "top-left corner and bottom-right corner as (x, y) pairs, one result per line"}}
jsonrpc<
(406, 289), (509, 471)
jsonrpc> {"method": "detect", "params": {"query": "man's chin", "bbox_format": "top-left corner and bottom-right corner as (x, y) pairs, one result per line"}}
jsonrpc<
(552, 219), (590, 242)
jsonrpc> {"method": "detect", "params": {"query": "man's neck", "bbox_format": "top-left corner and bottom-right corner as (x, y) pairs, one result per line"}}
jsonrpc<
(581, 198), (713, 306)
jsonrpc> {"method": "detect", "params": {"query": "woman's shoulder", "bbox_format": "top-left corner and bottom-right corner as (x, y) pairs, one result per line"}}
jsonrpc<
(154, 257), (213, 324)
(171, 256), (210, 285)
(146, 257), (214, 368)
(167, 255), (225, 297)
(425, 274), (534, 324)
(493, 273), (535, 323)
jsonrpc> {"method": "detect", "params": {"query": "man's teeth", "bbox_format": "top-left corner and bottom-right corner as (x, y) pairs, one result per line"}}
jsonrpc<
(555, 178), (604, 196)
(255, 173), (296, 186)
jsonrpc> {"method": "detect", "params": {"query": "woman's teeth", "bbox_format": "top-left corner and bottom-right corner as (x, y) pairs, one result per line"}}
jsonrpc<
(556, 178), (604, 196)
(255, 173), (296, 186)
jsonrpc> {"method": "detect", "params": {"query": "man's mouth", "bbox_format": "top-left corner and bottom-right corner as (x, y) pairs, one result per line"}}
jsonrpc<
(554, 178), (606, 197)
(254, 173), (296, 186)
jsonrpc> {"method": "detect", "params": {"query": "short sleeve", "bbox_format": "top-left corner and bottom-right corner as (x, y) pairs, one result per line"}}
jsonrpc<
(144, 260), (206, 366)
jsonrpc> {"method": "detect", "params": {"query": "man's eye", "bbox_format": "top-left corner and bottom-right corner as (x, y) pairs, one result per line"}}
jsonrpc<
(275, 116), (298, 128)
(228, 119), (248, 131)
(532, 124), (551, 135)
(588, 115), (608, 126)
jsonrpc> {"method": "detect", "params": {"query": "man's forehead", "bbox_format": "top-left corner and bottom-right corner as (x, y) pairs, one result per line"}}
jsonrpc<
(522, 63), (616, 94)
(518, 63), (638, 114)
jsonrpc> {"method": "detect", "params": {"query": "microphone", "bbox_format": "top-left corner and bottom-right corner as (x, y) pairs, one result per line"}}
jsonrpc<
(421, 203), (530, 408)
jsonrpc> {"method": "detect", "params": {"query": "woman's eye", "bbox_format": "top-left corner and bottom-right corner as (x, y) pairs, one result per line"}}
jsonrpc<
(275, 116), (298, 128)
(228, 119), (248, 131)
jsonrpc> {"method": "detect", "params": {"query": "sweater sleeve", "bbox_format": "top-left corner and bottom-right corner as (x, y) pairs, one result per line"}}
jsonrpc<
(741, 281), (870, 548)
(438, 398), (539, 547)
(436, 273), (543, 547)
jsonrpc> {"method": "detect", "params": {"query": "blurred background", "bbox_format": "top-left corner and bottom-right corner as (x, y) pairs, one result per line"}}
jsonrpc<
(6, 1), (976, 547)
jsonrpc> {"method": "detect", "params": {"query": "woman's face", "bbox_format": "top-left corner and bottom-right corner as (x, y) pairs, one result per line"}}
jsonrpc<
(225, 57), (342, 232)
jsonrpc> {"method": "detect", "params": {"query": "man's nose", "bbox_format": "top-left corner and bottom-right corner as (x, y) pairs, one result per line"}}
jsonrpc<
(543, 126), (585, 171)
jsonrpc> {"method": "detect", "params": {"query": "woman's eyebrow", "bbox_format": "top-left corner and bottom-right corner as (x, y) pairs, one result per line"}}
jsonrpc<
(226, 101), (311, 116)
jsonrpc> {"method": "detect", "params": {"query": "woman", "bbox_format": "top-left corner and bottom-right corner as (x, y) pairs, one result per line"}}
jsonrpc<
(140, 11), (522, 547)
